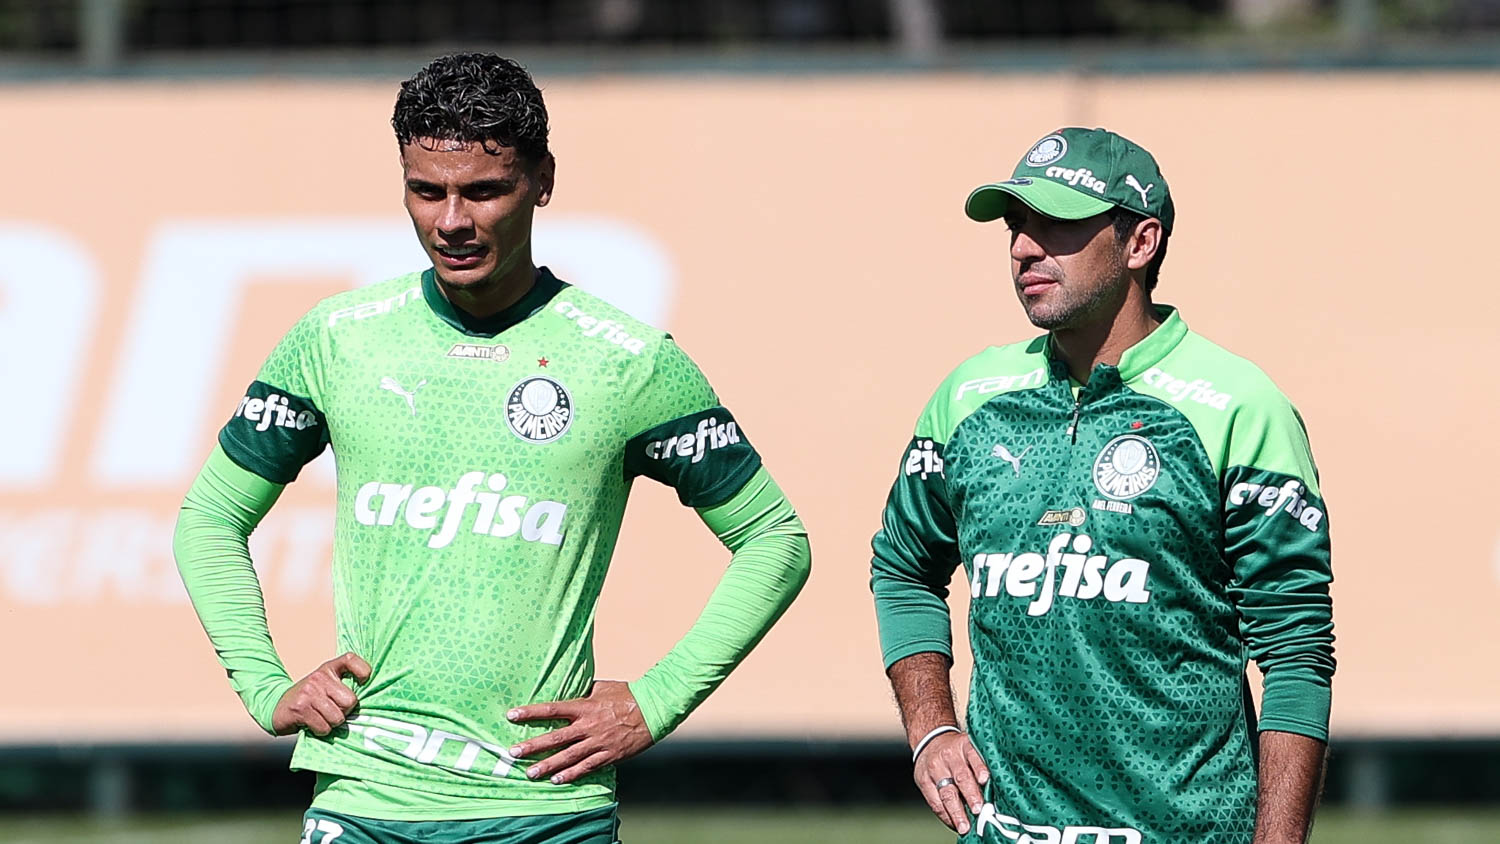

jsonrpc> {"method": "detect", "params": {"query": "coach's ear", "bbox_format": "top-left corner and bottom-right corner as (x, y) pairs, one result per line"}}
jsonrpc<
(534, 153), (555, 208)
(1125, 217), (1162, 272)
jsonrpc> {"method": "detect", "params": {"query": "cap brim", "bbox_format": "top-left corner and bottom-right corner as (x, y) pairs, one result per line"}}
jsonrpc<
(965, 179), (1115, 223)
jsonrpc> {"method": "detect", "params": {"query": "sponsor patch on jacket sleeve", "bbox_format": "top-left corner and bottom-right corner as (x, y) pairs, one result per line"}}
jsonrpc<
(218, 379), (330, 484)
(624, 406), (761, 508)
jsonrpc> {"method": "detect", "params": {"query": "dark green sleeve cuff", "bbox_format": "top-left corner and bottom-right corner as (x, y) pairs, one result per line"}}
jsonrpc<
(882, 639), (954, 672)
(1258, 672), (1331, 742)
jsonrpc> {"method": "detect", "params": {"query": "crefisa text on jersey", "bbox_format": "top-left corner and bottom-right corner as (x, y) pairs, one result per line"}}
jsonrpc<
(1142, 366), (1233, 410)
(552, 300), (647, 354)
(644, 416), (742, 464)
(1226, 477), (1324, 532)
(233, 392), (319, 432)
(974, 803), (1142, 844)
(354, 471), (567, 549)
(970, 532), (1151, 617)
(904, 439), (944, 480)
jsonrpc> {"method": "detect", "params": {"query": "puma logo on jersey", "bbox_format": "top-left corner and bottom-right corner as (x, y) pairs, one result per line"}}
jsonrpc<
(354, 471), (567, 549)
(904, 439), (944, 480)
(233, 392), (319, 432)
(380, 377), (427, 416)
(991, 443), (1031, 476)
(970, 533), (1151, 617)
(974, 803), (1142, 844)
(1125, 173), (1154, 208)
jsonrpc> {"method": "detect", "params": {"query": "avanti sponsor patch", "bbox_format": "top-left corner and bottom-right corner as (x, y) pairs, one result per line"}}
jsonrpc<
(447, 343), (510, 362)
(1038, 507), (1087, 527)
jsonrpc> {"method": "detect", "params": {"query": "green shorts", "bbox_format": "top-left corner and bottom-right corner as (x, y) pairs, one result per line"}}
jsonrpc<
(298, 804), (621, 844)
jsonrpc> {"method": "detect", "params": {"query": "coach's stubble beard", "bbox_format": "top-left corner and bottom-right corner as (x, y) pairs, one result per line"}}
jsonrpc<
(1018, 253), (1130, 333)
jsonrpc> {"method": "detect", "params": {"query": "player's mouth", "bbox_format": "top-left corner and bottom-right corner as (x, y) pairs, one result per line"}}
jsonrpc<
(435, 244), (487, 270)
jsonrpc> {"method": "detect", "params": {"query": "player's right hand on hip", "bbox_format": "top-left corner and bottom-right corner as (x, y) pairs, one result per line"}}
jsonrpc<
(913, 730), (990, 835)
(271, 652), (372, 737)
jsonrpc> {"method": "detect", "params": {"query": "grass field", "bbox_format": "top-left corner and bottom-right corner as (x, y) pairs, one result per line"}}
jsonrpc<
(1, 807), (1497, 843)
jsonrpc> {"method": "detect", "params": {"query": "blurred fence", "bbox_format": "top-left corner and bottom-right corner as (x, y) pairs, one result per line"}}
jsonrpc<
(6, 0), (1500, 68)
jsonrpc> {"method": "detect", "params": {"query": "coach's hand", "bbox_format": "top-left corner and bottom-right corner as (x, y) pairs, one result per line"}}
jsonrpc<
(271, 652), (371, 737)
(914, 730), (990, 835)
(506, 680), (654, 785)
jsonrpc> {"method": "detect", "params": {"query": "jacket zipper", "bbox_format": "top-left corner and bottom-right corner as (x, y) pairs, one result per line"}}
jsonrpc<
(1066, 393), (1083, 444)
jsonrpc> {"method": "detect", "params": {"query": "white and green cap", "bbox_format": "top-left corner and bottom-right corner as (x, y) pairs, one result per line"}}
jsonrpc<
(965, 127), (1174, 234)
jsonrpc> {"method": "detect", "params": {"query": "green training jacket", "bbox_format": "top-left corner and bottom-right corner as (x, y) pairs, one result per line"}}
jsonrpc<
(872, 307), (1334, 843)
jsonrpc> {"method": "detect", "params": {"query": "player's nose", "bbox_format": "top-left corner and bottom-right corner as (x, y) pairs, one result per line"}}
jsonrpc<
(435, 196), (474, 234)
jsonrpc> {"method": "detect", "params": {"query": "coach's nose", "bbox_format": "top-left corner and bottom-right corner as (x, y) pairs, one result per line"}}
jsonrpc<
(1010, 226), (1046, 264)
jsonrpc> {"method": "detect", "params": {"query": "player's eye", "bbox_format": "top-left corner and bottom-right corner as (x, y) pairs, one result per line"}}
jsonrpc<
(464, 182), (514, 200)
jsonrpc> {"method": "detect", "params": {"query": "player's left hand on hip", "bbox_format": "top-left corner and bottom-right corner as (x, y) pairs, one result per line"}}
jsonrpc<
(505, 679), (654, 785)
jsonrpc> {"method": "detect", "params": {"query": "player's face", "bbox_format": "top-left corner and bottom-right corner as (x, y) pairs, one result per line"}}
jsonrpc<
(401, 139), (554, 292)
(1003, 204), (1128, 331)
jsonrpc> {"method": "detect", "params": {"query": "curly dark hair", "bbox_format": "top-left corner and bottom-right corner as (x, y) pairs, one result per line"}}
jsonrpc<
(392, 53), (550, 163)
(1108, 206), (1168, 293)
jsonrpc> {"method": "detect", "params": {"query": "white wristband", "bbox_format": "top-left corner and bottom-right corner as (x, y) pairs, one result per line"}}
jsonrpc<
(911, 724), (962, 763)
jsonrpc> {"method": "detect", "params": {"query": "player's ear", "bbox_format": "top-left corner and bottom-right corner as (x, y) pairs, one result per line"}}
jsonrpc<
(1126, 217), (1162, 272)
(533, 153), (556, 208)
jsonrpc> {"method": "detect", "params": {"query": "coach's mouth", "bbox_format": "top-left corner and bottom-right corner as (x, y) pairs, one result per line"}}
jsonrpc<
(1017, 271), (1059, 296)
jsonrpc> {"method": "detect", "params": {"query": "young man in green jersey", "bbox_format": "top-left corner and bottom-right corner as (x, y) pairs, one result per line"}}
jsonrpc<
(174, 53), (811, 843)
(870, 128), (1334, 843)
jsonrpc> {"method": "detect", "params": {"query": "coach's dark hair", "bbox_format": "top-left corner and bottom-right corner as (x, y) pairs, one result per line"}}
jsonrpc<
(1108, 206), (1168, 293)
(392, 53), (550, 163)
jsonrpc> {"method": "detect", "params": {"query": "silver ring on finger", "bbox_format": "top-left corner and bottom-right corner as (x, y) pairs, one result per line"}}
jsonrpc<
(935, 777), (956, 789)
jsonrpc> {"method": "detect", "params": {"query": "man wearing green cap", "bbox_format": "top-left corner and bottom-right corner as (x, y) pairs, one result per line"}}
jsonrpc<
(870, 127), (1334, 843)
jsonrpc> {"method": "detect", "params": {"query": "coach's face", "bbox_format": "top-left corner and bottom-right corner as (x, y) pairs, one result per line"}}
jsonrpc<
(1004, 203), (1127, 331)
(401, 138), (555, 292)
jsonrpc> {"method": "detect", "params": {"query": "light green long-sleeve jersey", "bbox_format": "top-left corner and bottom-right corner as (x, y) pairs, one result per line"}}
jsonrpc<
(175, 268), (810, 820)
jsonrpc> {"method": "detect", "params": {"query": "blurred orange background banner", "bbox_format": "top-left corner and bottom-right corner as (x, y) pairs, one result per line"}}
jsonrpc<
(1, 73), (1496, 743)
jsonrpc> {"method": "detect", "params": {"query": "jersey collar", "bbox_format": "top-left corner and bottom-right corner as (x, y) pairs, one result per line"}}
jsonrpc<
(421, 266), (568, 338)
(1114, 305), (1187, 382)
(1043, 305), (1188, 385)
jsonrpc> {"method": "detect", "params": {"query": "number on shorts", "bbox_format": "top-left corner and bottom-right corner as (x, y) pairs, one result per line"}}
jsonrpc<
(299, 818), (345, 843)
